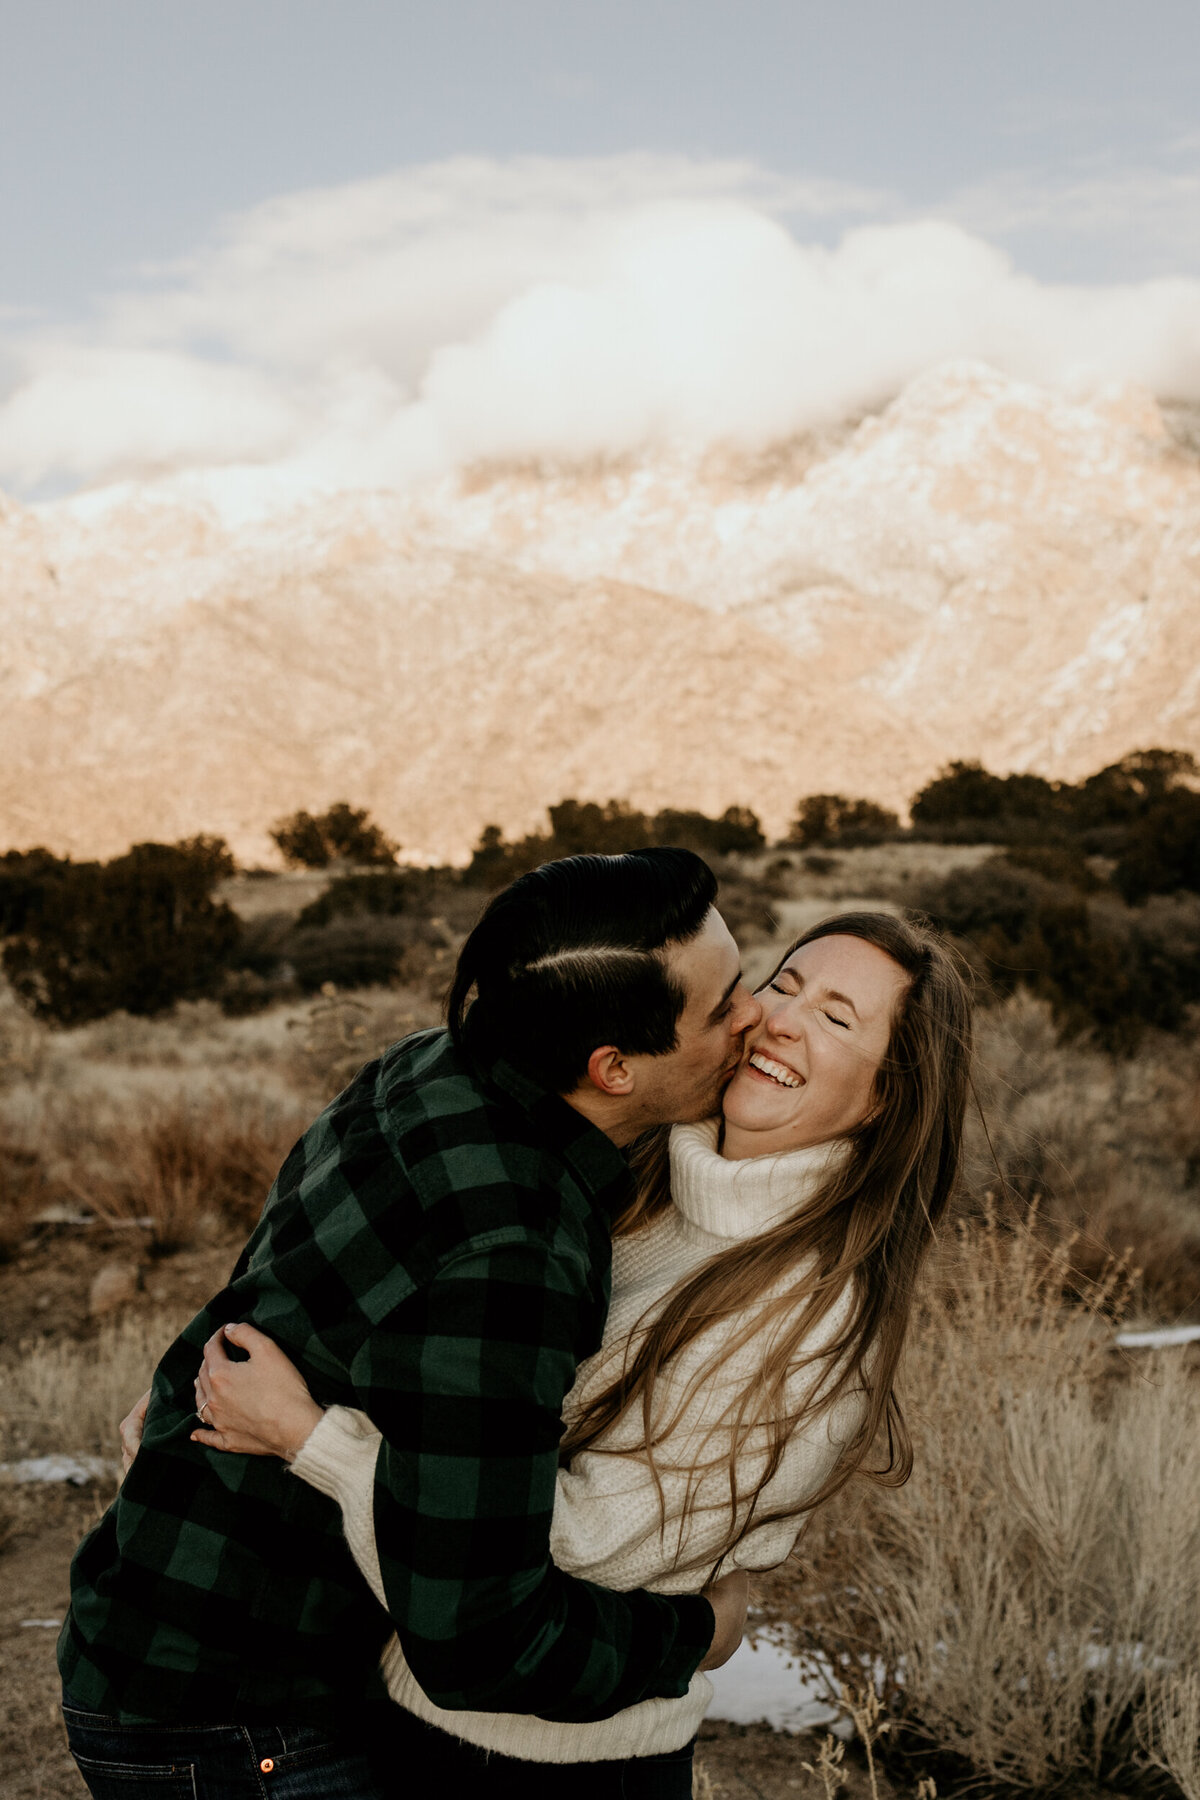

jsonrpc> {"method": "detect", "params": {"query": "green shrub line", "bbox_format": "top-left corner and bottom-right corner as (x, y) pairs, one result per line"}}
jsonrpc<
(1, 749), (1198, 1037)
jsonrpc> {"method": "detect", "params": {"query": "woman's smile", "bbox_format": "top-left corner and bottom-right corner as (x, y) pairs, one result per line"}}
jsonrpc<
(745, 1051), (803, 1089)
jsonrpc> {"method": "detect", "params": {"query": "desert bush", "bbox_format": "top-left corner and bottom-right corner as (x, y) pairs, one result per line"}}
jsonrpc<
(297, 870), (413, 925)
(463, 797), (765, 885)
(1075, 747), (1199, 828)
(908, 747), (1199, 850)
(915, 857), (1200, 1048)
(762, 1213), (1200, 1793)
(259, 915), (459, 1001)
(651, 805), (766, 856)
(286, 985), (438, 1101)
(789, 794), (901, 848)
(1002, 844), (1105, 889)
(909, 759), (1070, 841)
(282, 916), (410, 993)
(1, 838), (239, 1025)
(63, 1096), (306, 1253)
(1113, 788), (1200, 901)
(269, 801), (398, 869)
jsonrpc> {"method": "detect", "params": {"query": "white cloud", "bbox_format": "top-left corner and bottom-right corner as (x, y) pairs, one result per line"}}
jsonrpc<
(1, 154), (1200, 498)
(0, 347), (304, 489)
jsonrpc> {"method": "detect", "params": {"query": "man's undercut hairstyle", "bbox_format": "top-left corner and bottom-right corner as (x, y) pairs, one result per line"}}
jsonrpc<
(447, 849), (719, 1092)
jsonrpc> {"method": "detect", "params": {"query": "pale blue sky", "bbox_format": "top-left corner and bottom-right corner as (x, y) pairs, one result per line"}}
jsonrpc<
(3, 0), (1200, 497)
(3, 0), (1200, 323)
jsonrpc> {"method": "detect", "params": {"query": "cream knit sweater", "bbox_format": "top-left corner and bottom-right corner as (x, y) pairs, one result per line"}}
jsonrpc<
(288, 1118), (865, 1763)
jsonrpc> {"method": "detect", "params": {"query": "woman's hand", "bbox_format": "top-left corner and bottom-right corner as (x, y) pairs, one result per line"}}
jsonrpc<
(699, 1567), (750, 1671)
(191, 1321), (324, 1461)
(120, 1389), (151, 1475)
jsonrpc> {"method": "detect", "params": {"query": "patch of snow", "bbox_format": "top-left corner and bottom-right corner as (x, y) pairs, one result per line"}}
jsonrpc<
(1115, 1324), (1200, 1349)
(1, 1454), (119, 1485)
(706, 1629), (847, 1736)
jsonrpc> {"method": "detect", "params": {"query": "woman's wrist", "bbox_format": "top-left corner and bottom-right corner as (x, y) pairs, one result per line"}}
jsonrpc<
(281, 1398), (326, 1462)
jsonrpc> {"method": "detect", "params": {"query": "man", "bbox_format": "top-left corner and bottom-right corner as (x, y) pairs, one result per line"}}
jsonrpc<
(60, 848), (762, 1794)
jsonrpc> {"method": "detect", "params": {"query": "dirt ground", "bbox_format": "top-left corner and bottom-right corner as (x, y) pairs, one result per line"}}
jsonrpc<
(0, 1223), (239, 1353)
(0, 1485), (101, 1800)
(0, 1481), (895, 1800)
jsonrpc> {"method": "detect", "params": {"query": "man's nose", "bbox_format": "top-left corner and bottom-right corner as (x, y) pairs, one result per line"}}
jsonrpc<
(732, 986), (763, 1033)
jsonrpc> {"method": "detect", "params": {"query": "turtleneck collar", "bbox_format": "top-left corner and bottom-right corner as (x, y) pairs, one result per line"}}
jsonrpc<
(667, 1117), (846, 1242)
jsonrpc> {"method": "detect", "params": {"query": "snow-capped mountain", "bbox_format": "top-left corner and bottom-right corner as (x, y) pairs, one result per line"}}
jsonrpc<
(3, 362), (1197, 864)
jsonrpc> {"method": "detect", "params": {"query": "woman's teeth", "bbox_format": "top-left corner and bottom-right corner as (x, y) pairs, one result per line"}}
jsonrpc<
(748, 1052), (801, 1089)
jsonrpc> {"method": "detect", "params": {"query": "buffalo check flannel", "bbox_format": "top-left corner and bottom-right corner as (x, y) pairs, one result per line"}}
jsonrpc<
(59, 1026), (713, 1726)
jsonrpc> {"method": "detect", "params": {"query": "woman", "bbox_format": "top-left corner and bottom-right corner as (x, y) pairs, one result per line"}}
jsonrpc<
(185, 911), (972, 1795)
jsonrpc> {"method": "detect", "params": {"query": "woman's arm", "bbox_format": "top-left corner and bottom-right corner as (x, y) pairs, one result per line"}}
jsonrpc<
(187, 1325), (748, 1671)
(186, 1313), (858, 1592)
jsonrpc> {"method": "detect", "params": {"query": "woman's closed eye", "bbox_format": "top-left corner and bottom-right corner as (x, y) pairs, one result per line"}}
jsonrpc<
(768, 979), (850, 1027)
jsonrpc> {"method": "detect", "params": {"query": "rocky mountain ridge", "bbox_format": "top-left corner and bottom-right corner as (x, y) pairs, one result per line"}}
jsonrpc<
(3, 361), (1197, 864)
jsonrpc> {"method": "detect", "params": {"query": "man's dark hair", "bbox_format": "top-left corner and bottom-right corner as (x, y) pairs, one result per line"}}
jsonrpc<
(447, 849), (718, 1092)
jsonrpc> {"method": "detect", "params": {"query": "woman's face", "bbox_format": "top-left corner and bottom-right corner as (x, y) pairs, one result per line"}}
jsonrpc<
(720, 934), (909, 1160)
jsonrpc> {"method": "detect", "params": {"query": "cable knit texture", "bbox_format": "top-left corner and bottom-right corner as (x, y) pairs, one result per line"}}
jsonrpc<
(290, 1118), (864, 1762)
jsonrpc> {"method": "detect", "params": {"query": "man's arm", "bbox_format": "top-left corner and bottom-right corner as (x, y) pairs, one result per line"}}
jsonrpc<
(349, 1238), (717, 1722)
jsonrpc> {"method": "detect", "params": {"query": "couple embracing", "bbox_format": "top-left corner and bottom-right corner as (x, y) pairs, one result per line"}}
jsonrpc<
(59, 847), (972, 1798)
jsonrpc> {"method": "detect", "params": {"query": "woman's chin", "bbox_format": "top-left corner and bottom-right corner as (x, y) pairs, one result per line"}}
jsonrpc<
(721, 1090), (797, 1135)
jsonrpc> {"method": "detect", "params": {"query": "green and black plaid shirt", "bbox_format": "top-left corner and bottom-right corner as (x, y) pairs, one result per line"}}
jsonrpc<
(59, 1026), (713, 1727)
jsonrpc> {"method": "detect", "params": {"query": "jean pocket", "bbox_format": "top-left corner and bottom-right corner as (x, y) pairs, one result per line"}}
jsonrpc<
(270, 1723), (356, 1768)
(70, 1750), (196, 1799)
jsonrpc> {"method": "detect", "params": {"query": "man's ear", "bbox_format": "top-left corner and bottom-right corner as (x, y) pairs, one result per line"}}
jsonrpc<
(585, 1045), (635, 1097)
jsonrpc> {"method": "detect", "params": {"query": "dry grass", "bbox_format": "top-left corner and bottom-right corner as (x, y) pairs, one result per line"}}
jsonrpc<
(762, 1213), (1200, 1794)
(0, 976), (437, 1259)
(284, 982), (439, 1101)
(61, 1095), (310, 1253)
(0, 1481), (17, 1552)
(968, 992), (1200, 1318)
(0, 1309), (187, 1461)
(1144, 1671), (1200, 1800)
(2, 938), (1199, 1795)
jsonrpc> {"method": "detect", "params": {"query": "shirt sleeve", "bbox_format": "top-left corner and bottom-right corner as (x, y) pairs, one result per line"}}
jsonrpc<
(343, 1239), (715, 1722)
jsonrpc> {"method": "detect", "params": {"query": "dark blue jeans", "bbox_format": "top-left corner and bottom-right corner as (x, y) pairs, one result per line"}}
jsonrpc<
(61, 1700), (388, 1800)
(63, 1696), (696, 1798)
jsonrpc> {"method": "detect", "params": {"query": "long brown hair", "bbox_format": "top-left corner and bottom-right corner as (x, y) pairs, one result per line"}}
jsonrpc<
(559, 911), (974, 1570)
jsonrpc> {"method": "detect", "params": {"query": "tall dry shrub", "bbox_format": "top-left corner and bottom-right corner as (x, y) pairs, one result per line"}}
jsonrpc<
(1144, 1671), (1200, 1800)
(762, 1213), (1200, 1792)
(66, 1096), (307, 1252)
(966, 992), (1200, 1317)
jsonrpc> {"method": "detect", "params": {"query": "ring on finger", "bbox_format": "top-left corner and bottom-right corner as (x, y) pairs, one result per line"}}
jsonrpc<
(197, 1399), (212, 1424)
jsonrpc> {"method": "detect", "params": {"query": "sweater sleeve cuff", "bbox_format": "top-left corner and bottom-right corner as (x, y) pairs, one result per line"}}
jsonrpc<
(287, 1404), (380, 1503)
